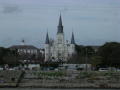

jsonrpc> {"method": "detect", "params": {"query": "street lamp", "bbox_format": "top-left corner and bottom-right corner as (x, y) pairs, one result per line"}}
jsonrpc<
(85, 48), (88, 71)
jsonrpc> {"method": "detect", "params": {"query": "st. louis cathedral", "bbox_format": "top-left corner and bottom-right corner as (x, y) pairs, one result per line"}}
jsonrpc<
(45, 15), (76, 62)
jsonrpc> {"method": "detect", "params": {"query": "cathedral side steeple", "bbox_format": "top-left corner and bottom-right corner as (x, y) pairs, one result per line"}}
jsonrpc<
(71, 32), (75, 44)
(57, 14), (63, 34)
(45, 32), (50, 44)
(45, 31), (50, 61)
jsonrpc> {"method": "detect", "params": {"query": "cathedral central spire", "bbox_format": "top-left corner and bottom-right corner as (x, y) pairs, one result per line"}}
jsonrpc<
(57, 14), (63, 34)
(59, 15), (62, 26)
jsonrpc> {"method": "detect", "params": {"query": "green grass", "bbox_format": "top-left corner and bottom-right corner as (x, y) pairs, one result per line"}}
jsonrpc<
(77, 71), (120, 79)
(33, 71), (66, 77)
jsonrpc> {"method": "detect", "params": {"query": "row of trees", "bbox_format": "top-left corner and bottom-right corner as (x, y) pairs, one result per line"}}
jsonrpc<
(0, 47), (19, 66)
(67, 45), (95, 64)
(68, 42), (120, 69)
(98, 42), (120, 68)
(0, 47), (44, 66)
(0, 42), (120, 68)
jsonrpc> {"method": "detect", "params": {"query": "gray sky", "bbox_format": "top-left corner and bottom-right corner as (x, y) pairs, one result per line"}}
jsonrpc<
(0, 0), (120, 48)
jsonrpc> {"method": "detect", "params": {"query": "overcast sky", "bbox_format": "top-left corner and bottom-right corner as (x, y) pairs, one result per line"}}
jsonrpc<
(0, 0), (120, 48)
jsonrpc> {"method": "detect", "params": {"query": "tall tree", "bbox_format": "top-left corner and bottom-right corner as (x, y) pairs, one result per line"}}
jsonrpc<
(67, 45), (95, 64)
(98, 42), (120, 67)
(0, 47), (19, 66)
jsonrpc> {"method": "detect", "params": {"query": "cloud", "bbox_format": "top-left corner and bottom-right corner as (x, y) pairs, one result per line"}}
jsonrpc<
(0, 0), (120, 47)
(2, 4), (21, 14)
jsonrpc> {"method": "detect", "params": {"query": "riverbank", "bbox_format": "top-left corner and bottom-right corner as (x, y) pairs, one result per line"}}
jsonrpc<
(18, 83), (120, 89)
(0, 70), (120, 89)
(0, 88), (119, 90)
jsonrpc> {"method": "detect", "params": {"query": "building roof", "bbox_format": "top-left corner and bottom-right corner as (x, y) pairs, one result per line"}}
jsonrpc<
(9, 45), (38, 50)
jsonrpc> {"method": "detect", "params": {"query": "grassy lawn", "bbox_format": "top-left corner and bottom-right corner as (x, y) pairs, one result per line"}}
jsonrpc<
(33, 71), (66, 78)
(76, 71), (120, 81)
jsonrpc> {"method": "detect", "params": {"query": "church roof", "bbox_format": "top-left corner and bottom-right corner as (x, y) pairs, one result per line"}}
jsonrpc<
(45, 32), (50, 44)
(71, 32), (75, 44)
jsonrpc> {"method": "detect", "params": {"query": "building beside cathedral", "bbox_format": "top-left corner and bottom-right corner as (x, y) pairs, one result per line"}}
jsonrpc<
(45, 15), (76, 62)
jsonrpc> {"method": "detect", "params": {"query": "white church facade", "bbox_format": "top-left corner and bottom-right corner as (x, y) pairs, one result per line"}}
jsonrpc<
(45, 15), (76, 62)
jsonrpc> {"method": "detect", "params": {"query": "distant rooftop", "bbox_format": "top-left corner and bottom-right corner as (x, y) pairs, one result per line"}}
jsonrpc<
(9, 45), (38, 50)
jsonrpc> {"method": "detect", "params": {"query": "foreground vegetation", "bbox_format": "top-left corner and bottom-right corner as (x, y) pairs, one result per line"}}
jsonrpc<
(77, 71), (120, 79)
(33, 71), (66, 78)
(0, 70), (120, 88)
